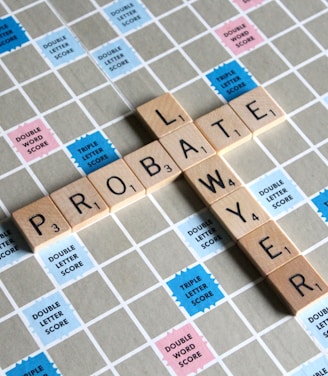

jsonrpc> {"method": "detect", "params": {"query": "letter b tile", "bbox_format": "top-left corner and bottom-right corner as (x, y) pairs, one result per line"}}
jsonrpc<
(124, 140), (181, 193)
(238, 220), (300, 276)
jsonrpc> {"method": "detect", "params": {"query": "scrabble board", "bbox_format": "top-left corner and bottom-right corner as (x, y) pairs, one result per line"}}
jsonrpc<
(1, 0), (328, 375)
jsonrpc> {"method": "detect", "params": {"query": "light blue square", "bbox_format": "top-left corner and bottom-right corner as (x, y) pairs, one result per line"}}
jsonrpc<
(298, 295), (328, 349)
(291, 355), (328, 376)
(38, 235), (94, 285)
(37, 28), (84, 67)
(92, 39), (141, 80)
(0, 220), (29, 271)
(178, 210), (232, 258)
(23, 291), (80, 346)
(104, 0), (151, 34)
(249, 169), (304, 217)
(323, 94), (328, 108)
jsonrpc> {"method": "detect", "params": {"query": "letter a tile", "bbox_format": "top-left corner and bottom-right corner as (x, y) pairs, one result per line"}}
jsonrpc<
(238, 220), (300, 276)
(136, 93), (192, 138)
(210, 186), (270, 240)
(51, 177), (109, 231)
(184, 154), (242, 206)
(194, 104), (251, 154)
(160, 123), (216, 171)
(267, 256), (328, 315)
(229, 86), (286, 135)
(12, 196), (71, 252)
(124, 140), (181, 193)
(88, 159), (146, 212)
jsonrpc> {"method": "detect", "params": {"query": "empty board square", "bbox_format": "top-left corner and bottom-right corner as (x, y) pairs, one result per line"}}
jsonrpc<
(229, 86), (286, 135)
(267, 256), (328, 315)
(194, 104), (252, 153)
(210, 186), (270, 240)
(88, 159), (145, 212)
(136, 92), (192, 138)
(124, 140), (181, 193)
(50, 177), (109, 231)
(184, 154), (242, 206)
(160, 123), (216, 171)
(238, 220), (300, 276)
(12, 196), (71, 252)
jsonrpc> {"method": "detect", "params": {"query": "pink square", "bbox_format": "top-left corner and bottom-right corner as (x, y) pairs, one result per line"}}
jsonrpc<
(8, 119), (59, 162)
(156, 323), (215, 375)
(215, 16), (264, 55)
(232, 0), (265, 11)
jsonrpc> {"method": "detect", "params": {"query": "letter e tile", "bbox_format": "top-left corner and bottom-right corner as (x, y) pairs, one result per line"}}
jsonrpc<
(50, 177), (109, 231)
(238, 220), (300, 276)
(210, 186), (270, 240)
(229, 87), (285, 135)
(12, 196), (71, 252)
(136, 93), (192, 138)
(267, 256), (328, 315)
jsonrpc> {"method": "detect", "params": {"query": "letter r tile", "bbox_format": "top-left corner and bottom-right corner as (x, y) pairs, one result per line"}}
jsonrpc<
(124, 140), (181, 193)
(12, 196), (71, 252)
(184, 154), (242, 206)
(210, 186), (270, 240)
(229, 86), (286, 135)
(160, 123), (216, 171)
(136, 92), (193, 138)
(88, 158), (146, 212)
(267, 256), (328, 315)
(50, 177), (109, 231)
(238, 220), (300, 276)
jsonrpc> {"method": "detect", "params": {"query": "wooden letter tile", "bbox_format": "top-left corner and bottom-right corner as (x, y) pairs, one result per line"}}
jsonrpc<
(12, 196), (71, 252)
(267, 256), (328, 315)
(194, 104), (252, 153)
(88, 159), (146, 212)
(184, 154), (242, 206)
(210, 186), (270, 240)
(50, 177), (109, 231)
(238, 220), (300, 276)
(124, 140), (181, 193)
(229, 86), (286, 136)
(160, 123), (216, 171)
(136, 92), (192, 138)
